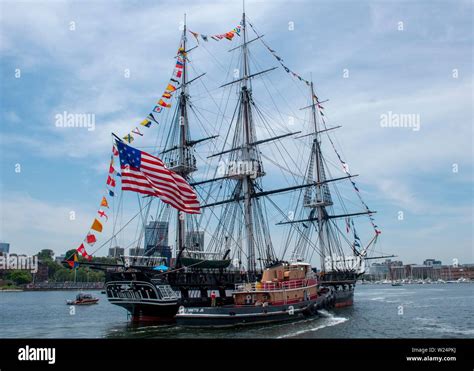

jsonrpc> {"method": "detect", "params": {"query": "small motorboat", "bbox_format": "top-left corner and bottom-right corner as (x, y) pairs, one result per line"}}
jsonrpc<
(66, 293), (99, 305)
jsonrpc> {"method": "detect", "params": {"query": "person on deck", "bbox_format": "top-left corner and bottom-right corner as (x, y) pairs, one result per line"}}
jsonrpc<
(210, 291), (216, 307)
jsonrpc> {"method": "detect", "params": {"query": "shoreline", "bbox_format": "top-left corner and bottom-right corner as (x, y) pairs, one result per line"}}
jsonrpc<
(0, 288), (104, 292)
(1, 281), (473, 293)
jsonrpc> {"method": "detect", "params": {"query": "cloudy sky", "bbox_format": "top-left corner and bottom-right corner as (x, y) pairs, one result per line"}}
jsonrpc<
(0, 0), (472, 266)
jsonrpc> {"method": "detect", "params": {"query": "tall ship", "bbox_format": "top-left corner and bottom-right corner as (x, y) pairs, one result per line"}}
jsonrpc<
(67, 6), (385, 322)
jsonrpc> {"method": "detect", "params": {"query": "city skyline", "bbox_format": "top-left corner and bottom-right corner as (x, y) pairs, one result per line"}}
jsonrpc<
(1, 239), (471, 268)
(0, 0), (472, 265)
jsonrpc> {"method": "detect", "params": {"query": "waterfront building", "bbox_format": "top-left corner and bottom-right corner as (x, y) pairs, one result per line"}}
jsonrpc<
(364, 259), (474, 282)
(407, 264), (435, 280)
(438, 265), (474, 280)
(389, 265), (407, 280)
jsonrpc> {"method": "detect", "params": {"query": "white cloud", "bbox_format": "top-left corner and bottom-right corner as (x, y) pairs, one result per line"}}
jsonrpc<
(0, 192), (92, 255)
(0, 0), (472, 264)
(1, 0), (285, 160)
(0, 191), (145, 257)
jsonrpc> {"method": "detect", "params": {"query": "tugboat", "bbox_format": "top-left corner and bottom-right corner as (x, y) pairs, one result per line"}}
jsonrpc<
(66, 293), (99, 305)
(176, 261), (334, 328)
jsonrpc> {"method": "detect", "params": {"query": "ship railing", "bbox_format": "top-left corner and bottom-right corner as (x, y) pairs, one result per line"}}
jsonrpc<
(156, 285), (179, 300)
(121, 255), (166, 267)
(235, 278), (317, 292)
(182, 250), (222, 259)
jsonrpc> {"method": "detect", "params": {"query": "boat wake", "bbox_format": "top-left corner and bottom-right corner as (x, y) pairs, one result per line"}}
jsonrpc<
(413, 317), (474, 336)
(277, 310), (348, 338)
(369, 296), (414, 305)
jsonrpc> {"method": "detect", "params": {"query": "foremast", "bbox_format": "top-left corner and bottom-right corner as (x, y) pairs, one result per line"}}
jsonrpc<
(168, 15), (197, 263)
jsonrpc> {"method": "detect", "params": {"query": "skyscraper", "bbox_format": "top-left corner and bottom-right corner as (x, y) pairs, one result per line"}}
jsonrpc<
(185, 231), (205, 251)
(129, 247), (145, 256)
(0, 242), (10, 255)
(108, 246), (125, 258)
(144, 221), (169, 252)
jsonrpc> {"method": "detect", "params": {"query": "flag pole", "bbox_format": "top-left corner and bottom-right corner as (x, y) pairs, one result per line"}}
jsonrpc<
(111, 133), (123, 142)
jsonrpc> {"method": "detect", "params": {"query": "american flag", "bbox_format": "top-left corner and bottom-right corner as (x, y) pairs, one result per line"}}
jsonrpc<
(116, 141), (200, 214)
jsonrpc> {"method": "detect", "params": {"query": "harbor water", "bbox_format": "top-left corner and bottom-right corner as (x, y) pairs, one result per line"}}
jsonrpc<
(0, 284), (472, 338)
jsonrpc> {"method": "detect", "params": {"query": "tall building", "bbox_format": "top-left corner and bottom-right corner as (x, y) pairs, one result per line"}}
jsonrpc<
(154, 246), (172, 266)
(143, 247), (172, 265)
(185, 231), (205, 251)
(108, 246), (125, 258)
(144, 221), (168, 252)
(129, 247), (145, 256)
(0, 242), (10, 254)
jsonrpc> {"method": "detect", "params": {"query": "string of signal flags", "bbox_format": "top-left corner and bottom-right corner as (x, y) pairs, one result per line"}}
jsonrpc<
(67, 41), (187, 264)
(67, 20), (378, 265)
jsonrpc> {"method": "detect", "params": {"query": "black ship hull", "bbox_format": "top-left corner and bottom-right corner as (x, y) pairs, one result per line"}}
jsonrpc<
(106, 269), (358, 322)
(333, 286), (354, 307)
(105, 279), (179, 322)
(175, 293), (333, 328)
(105, 269), (253, 322)
(319, 271), (358, 308)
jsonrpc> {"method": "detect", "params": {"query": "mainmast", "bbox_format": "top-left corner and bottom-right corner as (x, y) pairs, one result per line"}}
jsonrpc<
(201, 4), (314, 272)
(240, 10), (256, 273)
(174, 14), (195, 259)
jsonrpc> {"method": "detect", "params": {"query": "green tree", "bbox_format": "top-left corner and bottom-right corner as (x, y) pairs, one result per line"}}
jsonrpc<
(53, 268), (73, 282)
(6, 270), (33, 285)
(89, 270), (105, 281)
(37, 249), (54, 261)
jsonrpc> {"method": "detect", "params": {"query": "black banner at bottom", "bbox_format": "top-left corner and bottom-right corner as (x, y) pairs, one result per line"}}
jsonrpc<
(0, 338), (472, 369)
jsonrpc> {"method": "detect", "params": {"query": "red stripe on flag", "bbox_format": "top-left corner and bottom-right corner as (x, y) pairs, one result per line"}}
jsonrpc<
(119, 148), (200, 214)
